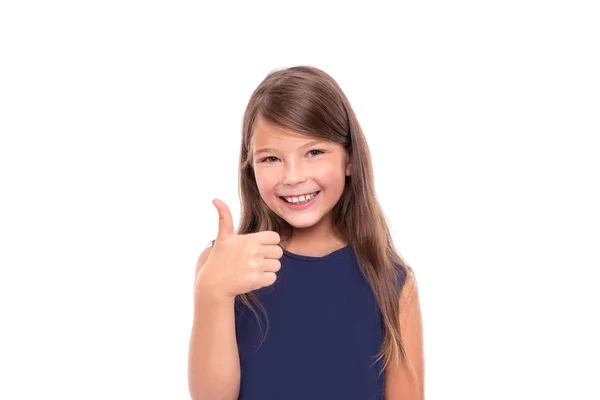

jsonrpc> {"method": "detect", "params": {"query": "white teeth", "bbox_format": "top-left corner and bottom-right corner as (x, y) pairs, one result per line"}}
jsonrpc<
(283, 191), (318, 204)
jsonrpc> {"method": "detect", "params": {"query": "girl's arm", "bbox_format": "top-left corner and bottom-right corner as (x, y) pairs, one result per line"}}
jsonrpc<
(384, 270), (425, 400)
(188, 246), (241, 400)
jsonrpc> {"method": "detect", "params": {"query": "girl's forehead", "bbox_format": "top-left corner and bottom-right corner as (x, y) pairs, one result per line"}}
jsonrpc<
(252, 118), (317, 147)
(253, 129), (311, 145)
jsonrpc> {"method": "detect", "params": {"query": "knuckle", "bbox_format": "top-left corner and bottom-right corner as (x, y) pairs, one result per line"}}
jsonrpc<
(248, 270), (260, 286)
(245, 243), (259, 258)
(248, 256), (260, 268)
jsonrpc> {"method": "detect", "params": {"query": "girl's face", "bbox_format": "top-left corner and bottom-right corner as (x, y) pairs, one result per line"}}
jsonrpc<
(251, 115), (351, 233)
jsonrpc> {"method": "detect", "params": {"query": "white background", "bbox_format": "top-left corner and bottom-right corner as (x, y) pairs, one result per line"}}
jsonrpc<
(1, 1), (599, 399)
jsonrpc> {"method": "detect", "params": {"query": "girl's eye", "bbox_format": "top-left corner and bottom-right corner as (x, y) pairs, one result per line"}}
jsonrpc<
(260, 150), (324, 163)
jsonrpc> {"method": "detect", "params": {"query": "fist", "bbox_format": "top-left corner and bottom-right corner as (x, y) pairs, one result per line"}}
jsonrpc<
(195, 198), (283, 300)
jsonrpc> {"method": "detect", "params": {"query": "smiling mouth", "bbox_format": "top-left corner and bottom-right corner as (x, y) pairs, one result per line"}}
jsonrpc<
(279, 191), (320, 204)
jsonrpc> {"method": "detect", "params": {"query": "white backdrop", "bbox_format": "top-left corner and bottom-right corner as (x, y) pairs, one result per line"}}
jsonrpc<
(1, 1), (598, 399)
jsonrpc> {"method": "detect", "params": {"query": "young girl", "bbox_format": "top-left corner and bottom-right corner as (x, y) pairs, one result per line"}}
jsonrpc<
(188, 65), (424, 400)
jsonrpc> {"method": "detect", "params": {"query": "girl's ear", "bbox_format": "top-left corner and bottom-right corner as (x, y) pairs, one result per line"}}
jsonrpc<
(345, 153), (352, 176)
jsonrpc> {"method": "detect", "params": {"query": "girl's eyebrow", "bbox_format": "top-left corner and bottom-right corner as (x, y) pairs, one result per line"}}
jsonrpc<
(253, 140), (325, 156)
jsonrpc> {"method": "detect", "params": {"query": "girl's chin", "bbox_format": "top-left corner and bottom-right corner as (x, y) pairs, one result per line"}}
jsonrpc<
(280, 217), (322, 230)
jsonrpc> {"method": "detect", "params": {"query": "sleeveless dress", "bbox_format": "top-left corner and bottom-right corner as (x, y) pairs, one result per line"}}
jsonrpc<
(210, 240), (408, 400)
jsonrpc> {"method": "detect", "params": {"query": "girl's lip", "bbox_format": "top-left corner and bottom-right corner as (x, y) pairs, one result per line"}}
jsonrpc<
(279, 191), (320, 209)
(279, 190), (319, 198)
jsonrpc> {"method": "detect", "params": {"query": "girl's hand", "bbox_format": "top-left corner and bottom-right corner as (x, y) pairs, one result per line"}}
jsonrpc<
(195, 199), (283, 302)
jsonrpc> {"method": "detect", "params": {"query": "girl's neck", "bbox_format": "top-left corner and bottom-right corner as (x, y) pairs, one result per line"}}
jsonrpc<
(281, 227), (347, 257)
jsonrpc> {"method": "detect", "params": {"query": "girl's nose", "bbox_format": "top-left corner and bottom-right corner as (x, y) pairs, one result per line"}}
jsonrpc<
(282, 162), (307, 186)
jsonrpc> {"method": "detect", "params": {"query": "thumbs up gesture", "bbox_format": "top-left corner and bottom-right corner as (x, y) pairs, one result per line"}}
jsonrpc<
(195, 199), (283, 300)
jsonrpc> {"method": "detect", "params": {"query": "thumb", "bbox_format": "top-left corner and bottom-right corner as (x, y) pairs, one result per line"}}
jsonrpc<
(212, 198), (235, 240)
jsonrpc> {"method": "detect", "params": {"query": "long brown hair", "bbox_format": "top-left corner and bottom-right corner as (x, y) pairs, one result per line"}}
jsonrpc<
(232, 65), (416, 383)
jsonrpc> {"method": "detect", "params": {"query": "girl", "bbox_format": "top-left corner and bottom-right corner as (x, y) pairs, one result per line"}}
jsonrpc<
(189, 65), (424, 400)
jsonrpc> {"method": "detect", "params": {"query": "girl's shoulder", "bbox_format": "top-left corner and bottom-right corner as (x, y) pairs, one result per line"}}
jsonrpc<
(392, 259), (419, 303)
(391, 260), (409, 289)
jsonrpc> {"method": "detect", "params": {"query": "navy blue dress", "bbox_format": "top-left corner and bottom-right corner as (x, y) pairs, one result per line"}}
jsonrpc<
(228, 243), (406, 400)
